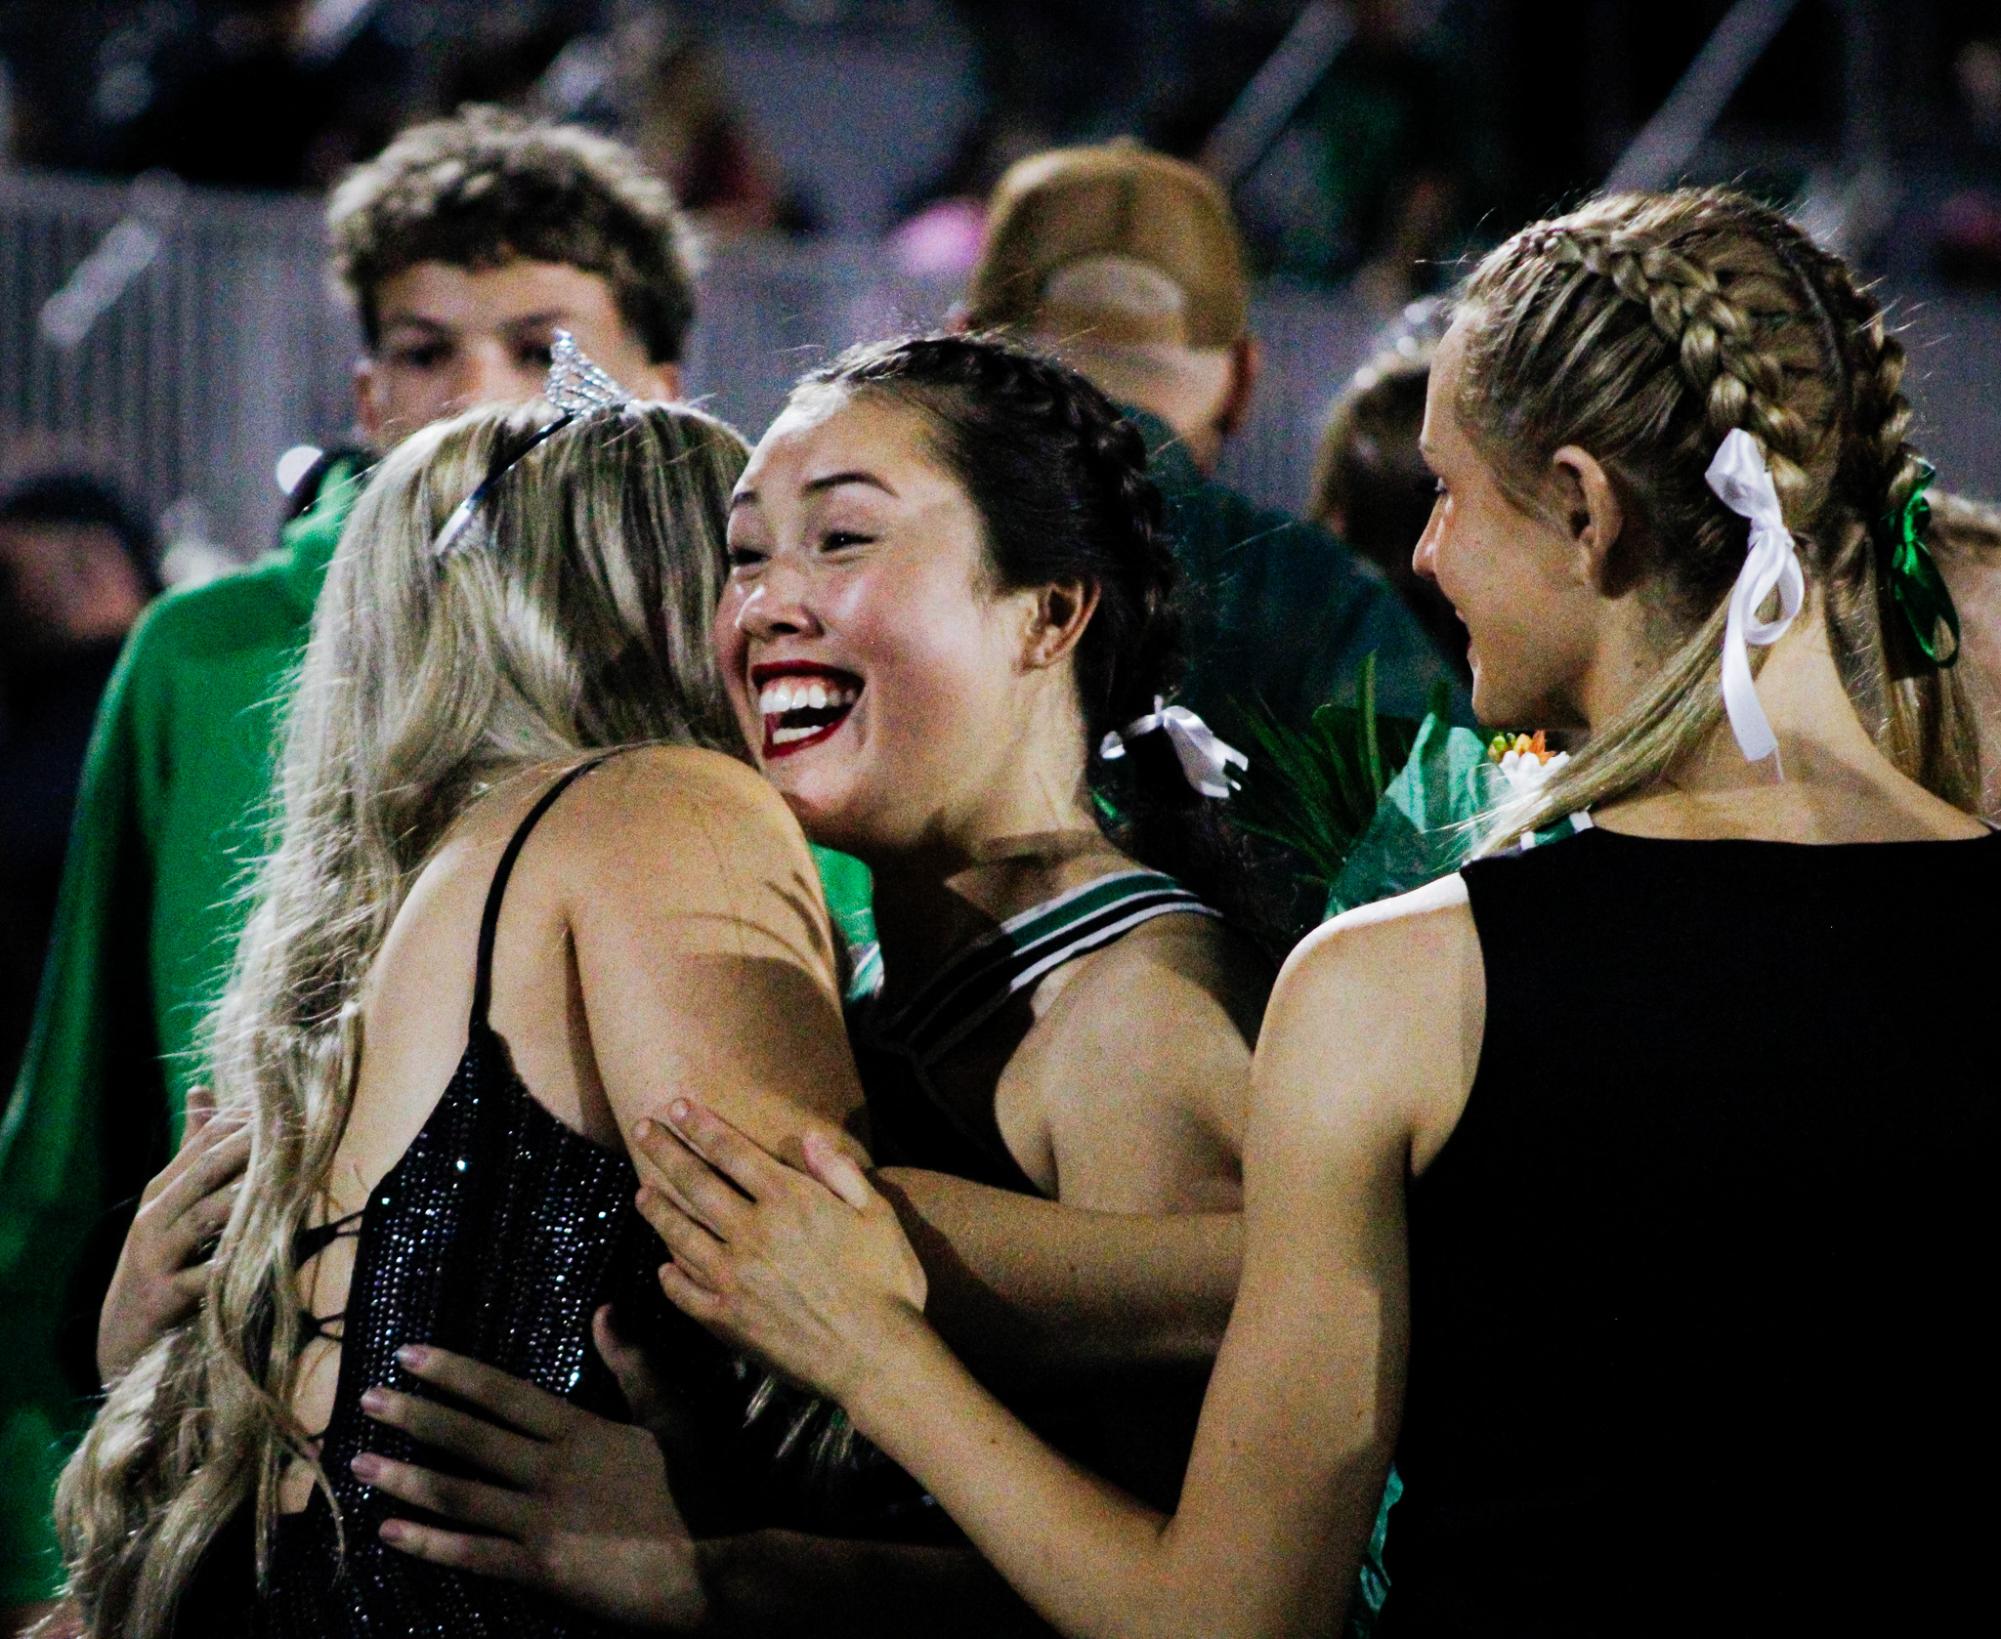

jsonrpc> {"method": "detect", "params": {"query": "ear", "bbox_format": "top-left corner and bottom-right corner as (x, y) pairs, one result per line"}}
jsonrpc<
(1020, 577), (1100, 671)
(1550, 445), (1624, 590)
(1216, 334), (1262, 439)
(353, 358), (389, 451)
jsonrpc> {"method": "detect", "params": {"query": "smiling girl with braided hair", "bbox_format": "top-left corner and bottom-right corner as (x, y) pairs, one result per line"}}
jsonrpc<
(349, 334), (1275, 1632)
(621, 192), (1998, 1635)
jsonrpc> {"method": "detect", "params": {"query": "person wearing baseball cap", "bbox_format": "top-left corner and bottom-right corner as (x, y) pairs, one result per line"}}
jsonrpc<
(960, 141), (1466, 732)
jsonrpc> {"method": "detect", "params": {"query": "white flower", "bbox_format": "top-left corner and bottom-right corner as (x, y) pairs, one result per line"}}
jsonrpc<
(1495, 746), (1570, 794)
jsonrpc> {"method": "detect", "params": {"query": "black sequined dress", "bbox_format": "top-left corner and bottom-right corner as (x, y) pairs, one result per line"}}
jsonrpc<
(184, 759), (722, 1636)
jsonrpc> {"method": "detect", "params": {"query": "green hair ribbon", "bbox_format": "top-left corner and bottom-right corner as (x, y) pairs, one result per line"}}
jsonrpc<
(1885, 461), (1960, 667)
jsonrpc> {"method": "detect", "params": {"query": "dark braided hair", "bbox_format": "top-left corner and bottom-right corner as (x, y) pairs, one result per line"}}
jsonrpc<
(803, 332), (1265, 936)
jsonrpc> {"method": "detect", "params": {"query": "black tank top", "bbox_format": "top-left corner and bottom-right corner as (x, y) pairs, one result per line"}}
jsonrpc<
(189, 759), (726, 1637)
(1383, 825), (2001, 1636)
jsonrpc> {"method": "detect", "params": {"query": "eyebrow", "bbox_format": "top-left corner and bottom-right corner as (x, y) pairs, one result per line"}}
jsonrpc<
(379, 310), (569, 336)
(805, 471), (898, 499)
(729, 471), (900, 511)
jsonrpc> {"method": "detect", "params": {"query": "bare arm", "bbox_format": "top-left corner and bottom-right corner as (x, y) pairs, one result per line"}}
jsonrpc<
(564, 750), (868, 1165)
(874, 1172), (1241, 1375)
(640, 881), (1481, 1637)
(868, 918), (1261, 1379)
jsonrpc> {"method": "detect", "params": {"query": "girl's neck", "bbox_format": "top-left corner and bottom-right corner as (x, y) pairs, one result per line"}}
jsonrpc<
(865, 825), (1133, 998)
(1592, 611), (1983, 844)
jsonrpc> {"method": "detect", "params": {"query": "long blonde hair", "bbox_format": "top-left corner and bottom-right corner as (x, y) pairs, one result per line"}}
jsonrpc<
(55, 399), (748, 1638)
(1453, 188), (1980, 850)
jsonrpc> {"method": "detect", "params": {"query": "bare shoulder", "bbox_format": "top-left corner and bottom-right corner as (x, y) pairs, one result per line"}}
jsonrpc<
(564, 745), (799, 839)
(1257, 874), (1482, 1161)
(553, 746), (813, 876)
(1047, 910), (1269, 1056)
(1284, 872), (1474, 994)
(545, 747), (834, 979)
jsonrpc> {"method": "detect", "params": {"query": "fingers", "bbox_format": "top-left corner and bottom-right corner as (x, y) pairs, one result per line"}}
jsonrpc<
(148, 1124), (251, 1231)
(141, 1108), (246, 1206)
(360, 1386), (545, 1490)
(392, 1345), (572, 1441)
(631, 1120), (751, 1241)
(351, 1450), (533, 1537)
(377, 1514), (536, 1581)
(635, 1187), (730, 1292)
(662, 1101), (785, 1199)
(593, 1306), (666, 1430)
(183, 1083), (216, 1138)
(803, 1131), (874, 1212)
(655, 1259), (726, 1331)
(160, 1179), (242, 1267)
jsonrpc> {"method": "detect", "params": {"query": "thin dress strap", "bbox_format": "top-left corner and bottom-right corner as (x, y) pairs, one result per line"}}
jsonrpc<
(469, 756), (615, 1029)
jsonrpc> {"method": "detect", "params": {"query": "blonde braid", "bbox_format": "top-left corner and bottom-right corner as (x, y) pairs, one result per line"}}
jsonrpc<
(1526, 221), (1822, 507)
(1772, 223), (1981, 805)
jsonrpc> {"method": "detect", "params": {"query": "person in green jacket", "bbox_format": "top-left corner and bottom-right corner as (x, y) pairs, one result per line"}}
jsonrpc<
(0, 105), (712, 1624)
(958, 140), (1469, 733)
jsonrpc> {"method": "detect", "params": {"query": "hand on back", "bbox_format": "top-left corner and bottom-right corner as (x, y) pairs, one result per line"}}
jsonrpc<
(97, 1085), (248, 1383)
(357, 1307), (707, 1629)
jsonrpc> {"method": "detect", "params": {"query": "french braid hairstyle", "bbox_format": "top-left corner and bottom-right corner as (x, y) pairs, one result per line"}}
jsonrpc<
(1455, 187), (1980, 851)
(804, 332), (1265, 937)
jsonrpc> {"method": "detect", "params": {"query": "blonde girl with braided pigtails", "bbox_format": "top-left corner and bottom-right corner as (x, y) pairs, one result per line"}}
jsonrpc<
(1455, 188), (1979, 847)
(605, 188), (2000, 1638)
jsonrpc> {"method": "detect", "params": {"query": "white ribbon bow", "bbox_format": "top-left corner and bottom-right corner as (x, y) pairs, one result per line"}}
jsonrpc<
(1099, 698), (1248, 799)
(1705, 428), (1805, 768)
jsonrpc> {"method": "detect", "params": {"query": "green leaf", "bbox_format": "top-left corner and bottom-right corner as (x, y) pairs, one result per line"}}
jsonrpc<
(1230, 655), (1442, 887)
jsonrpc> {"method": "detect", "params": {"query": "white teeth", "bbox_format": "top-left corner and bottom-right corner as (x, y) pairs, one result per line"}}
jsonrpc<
(757, 676), (861, 715)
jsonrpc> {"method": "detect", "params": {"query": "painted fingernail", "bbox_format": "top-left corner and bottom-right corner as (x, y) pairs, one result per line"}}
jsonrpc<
(351, 1453), (383, 1481)
(378, 1519), (406, 1543)
(395, 1344), (429, 1369)
(359, 1388), (389, 1415)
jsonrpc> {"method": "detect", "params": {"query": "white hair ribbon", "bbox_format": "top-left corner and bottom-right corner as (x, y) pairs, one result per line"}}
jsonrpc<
(1705, 428), (1805, 767)
(1099, 697), (1248, 799)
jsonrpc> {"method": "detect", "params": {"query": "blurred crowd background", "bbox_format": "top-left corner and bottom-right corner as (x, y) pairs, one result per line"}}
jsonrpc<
(3, 0), (2001, 1091)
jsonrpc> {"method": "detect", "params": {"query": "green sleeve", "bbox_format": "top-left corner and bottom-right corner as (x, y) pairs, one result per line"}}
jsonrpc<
(0, 618), (175, 1603)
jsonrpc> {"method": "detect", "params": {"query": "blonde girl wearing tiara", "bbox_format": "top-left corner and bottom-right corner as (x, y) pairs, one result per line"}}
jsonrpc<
(52, 388), (874, 1638)
(633, 188), (1998, 1635)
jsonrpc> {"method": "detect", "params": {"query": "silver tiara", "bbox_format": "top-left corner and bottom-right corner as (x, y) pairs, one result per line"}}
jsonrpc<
(546, 329), (633, 414)
(433, 331), (633, 558)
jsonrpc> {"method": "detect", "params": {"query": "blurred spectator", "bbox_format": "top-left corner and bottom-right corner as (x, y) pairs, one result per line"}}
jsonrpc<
(0, 474), (159, 1089)
(1249, 0), (1471, 298)
(1308, 327), (1468, 682)
(961, 140), (1465, 730)
(441, 9), (806, 237)
(4, 0), (415, 188)
(915, 1), (1163, 209)
(617, 20), (804, 236)
(1938, 23), (2001, 285)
